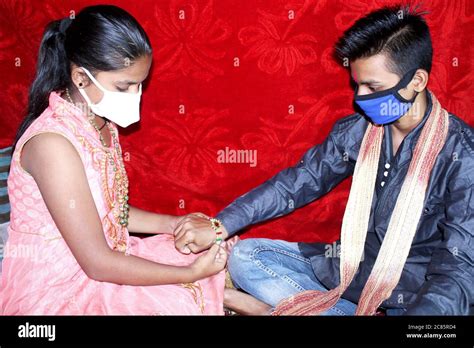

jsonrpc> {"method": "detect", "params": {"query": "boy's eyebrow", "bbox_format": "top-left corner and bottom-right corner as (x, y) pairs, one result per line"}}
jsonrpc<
(351, 74), (383, 85)
(358, 79), (383, 85)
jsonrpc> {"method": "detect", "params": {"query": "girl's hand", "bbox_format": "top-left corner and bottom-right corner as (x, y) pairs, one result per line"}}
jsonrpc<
(174, 213), (228, 254)
(189, 243), (228, 281)
(172, 212), (210, 233)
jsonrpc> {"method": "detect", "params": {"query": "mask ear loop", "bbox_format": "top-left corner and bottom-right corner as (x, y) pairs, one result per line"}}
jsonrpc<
(81, 67), (143, 96)
(80, 67), (108, 93)
(354, 68), (420, 102)
(393, 68), (419, 103)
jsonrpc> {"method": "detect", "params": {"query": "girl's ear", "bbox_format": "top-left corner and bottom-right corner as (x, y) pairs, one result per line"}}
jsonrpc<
(70, 64), (90, 88)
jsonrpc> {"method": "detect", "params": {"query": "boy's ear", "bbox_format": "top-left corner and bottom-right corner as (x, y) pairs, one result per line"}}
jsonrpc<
(412, 69), (429, 92)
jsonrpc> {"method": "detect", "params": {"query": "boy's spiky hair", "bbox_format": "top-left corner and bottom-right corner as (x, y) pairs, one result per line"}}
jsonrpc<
(335, 4), (432, 77)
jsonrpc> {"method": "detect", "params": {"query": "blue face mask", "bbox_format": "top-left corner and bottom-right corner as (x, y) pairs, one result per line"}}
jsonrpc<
(354, 69), (419, 125)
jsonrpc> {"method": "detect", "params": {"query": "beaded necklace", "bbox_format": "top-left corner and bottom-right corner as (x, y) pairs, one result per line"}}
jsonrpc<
(65, 88), (130, 228)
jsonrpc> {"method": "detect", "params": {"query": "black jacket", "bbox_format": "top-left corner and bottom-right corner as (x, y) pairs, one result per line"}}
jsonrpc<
(217, 93), (474, 315)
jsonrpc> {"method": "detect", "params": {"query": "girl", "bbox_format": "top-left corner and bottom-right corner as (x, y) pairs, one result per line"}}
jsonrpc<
(0, 5), (227, 315)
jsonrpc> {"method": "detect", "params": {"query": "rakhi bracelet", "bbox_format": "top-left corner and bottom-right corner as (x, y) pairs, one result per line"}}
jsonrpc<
(209, 217), (224, 244)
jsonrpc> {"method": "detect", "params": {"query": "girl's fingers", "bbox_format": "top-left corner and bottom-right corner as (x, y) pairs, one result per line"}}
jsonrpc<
(214, 246), (227, 262)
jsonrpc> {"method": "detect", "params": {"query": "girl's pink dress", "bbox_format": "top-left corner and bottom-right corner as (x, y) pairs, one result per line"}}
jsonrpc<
(0, 92), (225, 315)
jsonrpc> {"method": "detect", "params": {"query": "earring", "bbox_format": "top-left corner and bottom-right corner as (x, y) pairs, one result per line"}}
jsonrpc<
(78, 82), (83, 87)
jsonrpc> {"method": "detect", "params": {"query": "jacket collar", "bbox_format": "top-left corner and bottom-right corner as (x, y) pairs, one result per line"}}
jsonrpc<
(384, 91), (434, 168)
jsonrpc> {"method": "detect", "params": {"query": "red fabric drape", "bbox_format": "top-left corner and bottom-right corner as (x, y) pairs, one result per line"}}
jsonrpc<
(0, 0), (472, 242)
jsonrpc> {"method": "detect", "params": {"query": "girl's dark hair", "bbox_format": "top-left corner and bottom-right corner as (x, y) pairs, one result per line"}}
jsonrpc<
(12, 5), (152, 151)
(334, 4), (432, 77)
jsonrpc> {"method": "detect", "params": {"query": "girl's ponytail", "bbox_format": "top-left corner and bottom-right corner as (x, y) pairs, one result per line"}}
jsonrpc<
(12, 18), (72, 151)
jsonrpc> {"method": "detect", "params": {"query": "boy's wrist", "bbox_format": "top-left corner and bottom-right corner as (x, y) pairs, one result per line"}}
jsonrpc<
(209, 217), (229, 243)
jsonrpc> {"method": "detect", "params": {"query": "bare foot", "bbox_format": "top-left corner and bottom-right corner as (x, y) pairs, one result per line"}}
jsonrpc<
(224, 288), (272, 315)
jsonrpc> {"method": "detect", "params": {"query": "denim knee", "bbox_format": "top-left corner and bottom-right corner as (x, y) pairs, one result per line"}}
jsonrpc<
(228, 238), (261, 288)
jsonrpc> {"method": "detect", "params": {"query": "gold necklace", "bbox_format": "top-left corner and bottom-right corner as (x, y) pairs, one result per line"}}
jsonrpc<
(65, 88), (130, 228)
(65, 88), (108, 144)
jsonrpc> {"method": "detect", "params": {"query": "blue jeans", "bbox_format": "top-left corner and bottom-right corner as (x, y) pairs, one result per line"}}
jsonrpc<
(228, 238), (358, 315)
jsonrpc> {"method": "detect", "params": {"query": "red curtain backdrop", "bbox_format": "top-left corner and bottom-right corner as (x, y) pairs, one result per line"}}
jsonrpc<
(0, 0), (472, 243)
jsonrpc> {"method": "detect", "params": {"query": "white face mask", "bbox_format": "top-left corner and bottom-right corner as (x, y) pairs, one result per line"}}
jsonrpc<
(78, 67), (142, 128)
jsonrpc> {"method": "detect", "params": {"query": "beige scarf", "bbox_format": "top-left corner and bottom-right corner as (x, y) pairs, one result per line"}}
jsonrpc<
(273, 92), (449, 316)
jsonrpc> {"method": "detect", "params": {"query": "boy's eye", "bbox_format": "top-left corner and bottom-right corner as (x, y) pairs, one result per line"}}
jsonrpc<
(369, 85), (384, 93)
(116, 86), (128, 92)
